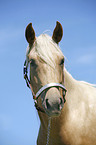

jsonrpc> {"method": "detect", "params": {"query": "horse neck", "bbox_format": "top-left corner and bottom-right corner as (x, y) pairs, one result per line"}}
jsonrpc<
(64, 68), (79, 105)
(64, 68), (76, 92)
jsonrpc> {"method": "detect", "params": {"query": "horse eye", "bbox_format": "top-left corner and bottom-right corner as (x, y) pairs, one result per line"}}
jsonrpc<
(60, 58), (64, 65)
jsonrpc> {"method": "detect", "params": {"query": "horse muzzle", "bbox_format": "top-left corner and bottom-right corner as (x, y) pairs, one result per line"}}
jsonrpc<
(34, 83), (67, 117)
(40, 85), (66, 117)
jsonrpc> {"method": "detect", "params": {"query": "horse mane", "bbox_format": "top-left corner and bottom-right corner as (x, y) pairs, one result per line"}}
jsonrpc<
(80, 81), (96, 88)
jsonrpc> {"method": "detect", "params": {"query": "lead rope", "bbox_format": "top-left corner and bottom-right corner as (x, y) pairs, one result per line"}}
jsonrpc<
(46, 117), (51, 145)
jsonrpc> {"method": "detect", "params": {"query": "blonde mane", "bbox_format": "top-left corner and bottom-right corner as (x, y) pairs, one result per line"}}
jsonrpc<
(80, 81), (96, 88)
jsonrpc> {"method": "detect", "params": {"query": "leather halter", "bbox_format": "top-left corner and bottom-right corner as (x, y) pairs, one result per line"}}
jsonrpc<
(23, 60), (67, 113)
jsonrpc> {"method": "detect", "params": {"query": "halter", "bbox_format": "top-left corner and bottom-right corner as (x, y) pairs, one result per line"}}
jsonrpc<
(23, 60), (67, 113)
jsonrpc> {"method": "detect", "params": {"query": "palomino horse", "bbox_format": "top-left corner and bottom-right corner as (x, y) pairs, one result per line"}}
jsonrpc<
(24, 22), (96, 145)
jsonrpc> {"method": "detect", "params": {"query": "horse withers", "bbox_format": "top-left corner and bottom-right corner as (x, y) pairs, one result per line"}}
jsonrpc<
(24, 21), (96, 145)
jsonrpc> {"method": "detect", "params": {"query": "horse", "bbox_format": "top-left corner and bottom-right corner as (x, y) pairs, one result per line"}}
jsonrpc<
(24, 21), (96, 145)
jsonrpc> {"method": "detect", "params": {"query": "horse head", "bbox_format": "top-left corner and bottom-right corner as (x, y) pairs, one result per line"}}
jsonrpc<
(25, 21), (66, 117)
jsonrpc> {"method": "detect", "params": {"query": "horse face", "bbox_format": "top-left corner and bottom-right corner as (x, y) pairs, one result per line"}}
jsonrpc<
(25, 22), (65, 117)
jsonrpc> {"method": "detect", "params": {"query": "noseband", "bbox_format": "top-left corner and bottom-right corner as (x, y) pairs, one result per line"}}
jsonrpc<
(23, 60), (67, 113)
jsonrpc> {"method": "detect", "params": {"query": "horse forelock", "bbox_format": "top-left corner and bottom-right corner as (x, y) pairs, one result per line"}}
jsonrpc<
(26, 34), (64, 68)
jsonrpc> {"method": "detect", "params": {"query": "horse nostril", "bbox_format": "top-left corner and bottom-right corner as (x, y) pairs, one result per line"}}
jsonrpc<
(58, 98), (64, 110)
(46, 99), (51, 109)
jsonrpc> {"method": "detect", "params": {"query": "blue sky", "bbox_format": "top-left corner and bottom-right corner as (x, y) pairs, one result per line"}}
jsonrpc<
(0, 0), (96, 145)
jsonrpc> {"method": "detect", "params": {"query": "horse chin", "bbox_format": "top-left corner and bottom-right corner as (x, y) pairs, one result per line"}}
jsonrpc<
(45, 110), (61, 117)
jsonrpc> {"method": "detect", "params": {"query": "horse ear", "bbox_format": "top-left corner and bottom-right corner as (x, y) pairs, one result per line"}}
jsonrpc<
(25, 23), (35, 45)
(52, 21), (63, 43)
